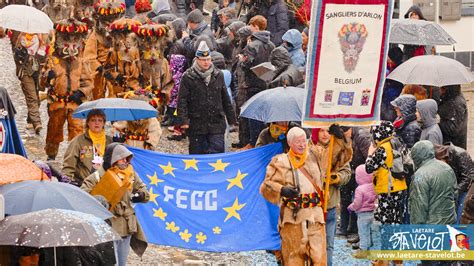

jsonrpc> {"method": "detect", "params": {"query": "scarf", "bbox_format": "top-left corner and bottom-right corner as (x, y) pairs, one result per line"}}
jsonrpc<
(269, 124), (288, 140)
(108, 164), (134, 191)
(88, 129), (106, 156)
(192, 60), (214, 86)
(288, 147), (308, 169)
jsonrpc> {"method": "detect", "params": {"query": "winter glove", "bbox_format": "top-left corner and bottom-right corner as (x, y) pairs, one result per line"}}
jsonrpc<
(116, 74), (125, 85)
(104, 71), (114, 81)
(69, 90), (85, 105)
(329, 124), (344, 139)
(329, 174), (340, 185)
(132, 191), (146, 203)
(47, 70), (56, 85)
(138, 74), (145, 85)
(280, 186), (299, 198)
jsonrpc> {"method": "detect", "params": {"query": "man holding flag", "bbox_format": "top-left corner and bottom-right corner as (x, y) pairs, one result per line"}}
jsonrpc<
(260, 127), (327, 265)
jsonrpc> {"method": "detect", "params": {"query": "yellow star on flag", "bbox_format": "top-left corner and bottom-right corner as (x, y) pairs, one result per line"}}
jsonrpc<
(149, 187), (159, 205)
(179, 229), (192, 242)
(160, 162), (176, 177)
(165, 221), (180, 233)
(147, 172), (164, 186)
(209, 159), (230, 172)
(226, 170), (248, 190)
(183, 158), (199, 171)
(153, 207), (167, 221)
(196, 232), (207, 244)
(223, 198), (246, 222)
(212, 226), (222, 234)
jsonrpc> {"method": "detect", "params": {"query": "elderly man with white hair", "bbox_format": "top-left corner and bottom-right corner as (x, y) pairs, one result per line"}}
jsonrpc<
(260, 127), (326, 266)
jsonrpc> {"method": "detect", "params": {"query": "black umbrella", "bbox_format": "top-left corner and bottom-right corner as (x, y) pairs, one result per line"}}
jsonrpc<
(0, 180), (113, 220)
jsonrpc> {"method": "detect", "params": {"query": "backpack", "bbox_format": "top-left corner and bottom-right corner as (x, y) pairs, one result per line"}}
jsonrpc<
(388, 136), (414, 180)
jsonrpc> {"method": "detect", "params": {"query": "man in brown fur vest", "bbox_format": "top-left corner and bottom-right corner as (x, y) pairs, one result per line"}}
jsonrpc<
(41, 18), (92, 161)
(260, 127), (327, 265)
(82, 0), (125, 99)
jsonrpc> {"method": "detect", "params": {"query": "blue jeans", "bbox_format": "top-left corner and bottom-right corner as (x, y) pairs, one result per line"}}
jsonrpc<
(371, 222), (382, 250)
(114, 235), (131, 266)
(456, 191), (468, 224)
(357, 211), (374, 250)
(325, 207), (336, 266)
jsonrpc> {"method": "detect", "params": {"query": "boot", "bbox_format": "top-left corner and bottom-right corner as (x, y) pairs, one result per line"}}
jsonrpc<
(231, 142), (244, 148)
(47, 155), (56, 161)
(347, 235), (360, 244)
(353, 250), (368, 259)
(33, 123), (42, 135)
(39, 90), (47, 102)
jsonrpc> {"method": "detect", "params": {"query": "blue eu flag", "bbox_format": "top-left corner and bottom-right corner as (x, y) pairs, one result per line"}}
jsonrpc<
(130, 144), (282, 251)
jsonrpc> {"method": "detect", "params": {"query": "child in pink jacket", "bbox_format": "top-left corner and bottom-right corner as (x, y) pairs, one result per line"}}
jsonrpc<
(348, 164), (377, 257)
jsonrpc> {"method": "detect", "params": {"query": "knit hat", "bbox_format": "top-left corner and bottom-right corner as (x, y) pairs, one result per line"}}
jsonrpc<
(195, 40), (211, 58)
(135, 0), (152, 13)
(187, 9), (204, 24)
(370, 121), (394, 143)
(217, 7), (236, 18)
(227, 21), (245, 35)
(237, 25), (252, 42)
(211, 51), (225, 69)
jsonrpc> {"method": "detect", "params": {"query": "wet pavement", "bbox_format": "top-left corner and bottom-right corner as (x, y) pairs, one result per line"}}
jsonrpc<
(1, 35), (472, 265)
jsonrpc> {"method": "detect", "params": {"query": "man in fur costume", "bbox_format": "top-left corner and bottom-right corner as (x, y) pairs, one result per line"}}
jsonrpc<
(105, 18), (143, 97)
(82, 0), (125, 99)
(260, 127), (326, 265)
(134, 23), (174, 113)
(41, 19), (92, 161)
(113, 90), (162, 150)
(42, 0), (95, 25)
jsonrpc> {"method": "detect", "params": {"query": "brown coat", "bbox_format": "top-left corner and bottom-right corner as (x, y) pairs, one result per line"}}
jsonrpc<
(41, 56), (93, 112)
(82, 30), (115, 99)
(113, 118), (162, 150)
(62, 131), (113, 183)
(81, 166), (150, 257)
(310, 139), (352, 209)
(141, 57), (174, 102)
(260, 151), (325, 227)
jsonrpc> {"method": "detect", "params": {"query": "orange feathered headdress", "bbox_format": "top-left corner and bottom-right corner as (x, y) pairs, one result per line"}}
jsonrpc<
(133, 24), (170, 39)
(93, 0), (126, 19)
(54, 18), (89, 37)
(109, 18), (143, 34)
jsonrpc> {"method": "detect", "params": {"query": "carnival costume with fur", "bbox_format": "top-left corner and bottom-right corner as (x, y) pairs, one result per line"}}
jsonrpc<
(41, 19), (92, 160)
(82, 0), (126, 99)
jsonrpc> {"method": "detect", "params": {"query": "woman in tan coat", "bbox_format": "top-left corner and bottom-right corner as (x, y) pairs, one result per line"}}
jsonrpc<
(81, 143), (149, 266)
(260, 127), (326, 266)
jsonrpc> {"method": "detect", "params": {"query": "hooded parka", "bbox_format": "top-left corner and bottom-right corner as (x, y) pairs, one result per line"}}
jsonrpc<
(269, 46), (304, 88)
(409, 140), (457, 224)
(81, 143), (150, 257)
(416, 99), (443, 145)
(391, 94), (422, 148)
(281, 29), (306, 68)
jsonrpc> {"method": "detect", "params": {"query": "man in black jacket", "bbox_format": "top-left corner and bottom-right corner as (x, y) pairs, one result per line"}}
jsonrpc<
(438, 85), (468, 149)
(239, 23), (275, 147)
(177, 41), (237, 154)
(435, 143), (474, 223)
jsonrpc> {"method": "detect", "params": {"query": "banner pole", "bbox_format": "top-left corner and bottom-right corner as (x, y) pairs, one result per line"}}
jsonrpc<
(323, 135), (335, 216)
